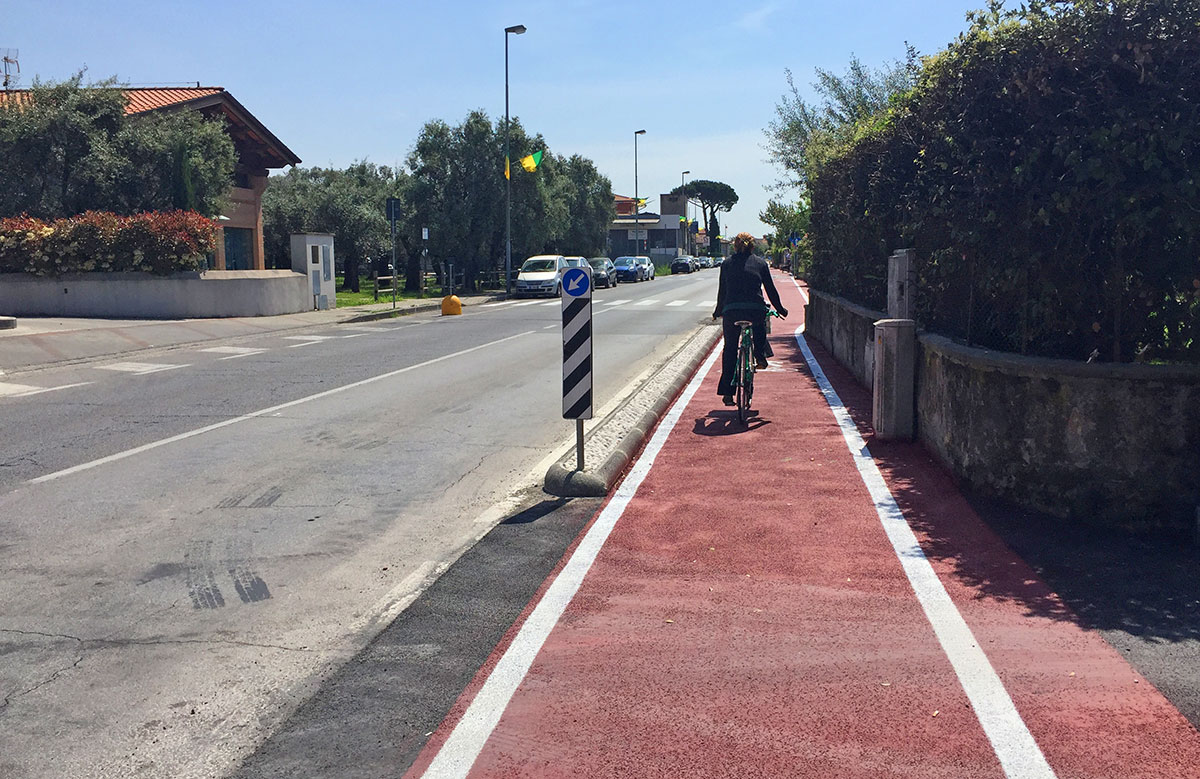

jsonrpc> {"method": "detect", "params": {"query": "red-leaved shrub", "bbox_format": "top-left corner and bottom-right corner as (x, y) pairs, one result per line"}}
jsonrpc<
(0, 210), (218, 276)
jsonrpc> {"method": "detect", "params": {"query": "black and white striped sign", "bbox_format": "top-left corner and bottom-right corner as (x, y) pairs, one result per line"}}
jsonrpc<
(561, 267), (593, 419)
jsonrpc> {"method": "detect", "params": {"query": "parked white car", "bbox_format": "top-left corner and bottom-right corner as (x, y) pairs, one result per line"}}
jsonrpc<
(515, 254), (568, 297)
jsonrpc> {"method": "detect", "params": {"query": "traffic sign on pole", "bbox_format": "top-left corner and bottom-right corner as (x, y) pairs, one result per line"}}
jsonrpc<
(561, 267), (593, 421)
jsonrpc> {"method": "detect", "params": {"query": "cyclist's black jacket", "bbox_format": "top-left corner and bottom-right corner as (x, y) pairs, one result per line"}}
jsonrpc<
(713, 251), (785, 318)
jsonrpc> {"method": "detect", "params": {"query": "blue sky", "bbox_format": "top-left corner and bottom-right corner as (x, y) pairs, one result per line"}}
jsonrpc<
(10, 0), (989, 237)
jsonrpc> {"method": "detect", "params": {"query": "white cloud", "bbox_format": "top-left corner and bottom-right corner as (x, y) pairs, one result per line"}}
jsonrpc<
(736, 3), (780, 32)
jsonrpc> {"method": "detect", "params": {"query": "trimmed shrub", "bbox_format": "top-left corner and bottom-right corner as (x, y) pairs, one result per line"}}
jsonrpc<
(0, 210), (217, 276)
(809, 0), (1200, 362)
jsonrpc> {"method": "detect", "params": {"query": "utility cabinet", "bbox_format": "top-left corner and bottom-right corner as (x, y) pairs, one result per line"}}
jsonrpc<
(290, 233), (336, 310)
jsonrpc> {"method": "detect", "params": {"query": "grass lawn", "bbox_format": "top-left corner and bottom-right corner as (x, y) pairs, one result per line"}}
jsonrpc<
(335, 277), (431, 307)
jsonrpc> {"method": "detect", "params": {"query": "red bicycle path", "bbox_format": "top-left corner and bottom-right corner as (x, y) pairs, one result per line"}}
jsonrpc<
(406, 272), (1200, 778)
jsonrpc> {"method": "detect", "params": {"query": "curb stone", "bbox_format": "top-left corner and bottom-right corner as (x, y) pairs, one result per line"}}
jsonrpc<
(0, 316), (15, 330)
(544, 321), (722, 498)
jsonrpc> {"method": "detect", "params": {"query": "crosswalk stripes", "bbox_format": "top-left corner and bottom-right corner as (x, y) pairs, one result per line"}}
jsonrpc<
(602, 299), (631, 306)
(666, 300), (689, 306)
(200, 346), (267, 360)
(98, 361), (188, 375)
(0, 381), (93, 398)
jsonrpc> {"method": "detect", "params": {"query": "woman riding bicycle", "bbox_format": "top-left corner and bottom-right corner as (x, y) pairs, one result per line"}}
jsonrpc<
(712, 232), (788, 407)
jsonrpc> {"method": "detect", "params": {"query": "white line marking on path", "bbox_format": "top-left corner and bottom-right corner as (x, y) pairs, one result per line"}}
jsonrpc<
(98, 361), (187, 375)
(603, 299), (631, 306)
(30, 331), (536, 485)
(420, 343), (722, 779)
(666, 300), (689, 307)
(0, 381), (93, 397)
(201, 346), (267, 360)
(341, 333), (369, 339)
(483, 300), (519, 307)
(635, 299), (658, 306)
(511, 300), (542, 308)
(540, 300), (560, 307)
(793, 328), (1056, 779)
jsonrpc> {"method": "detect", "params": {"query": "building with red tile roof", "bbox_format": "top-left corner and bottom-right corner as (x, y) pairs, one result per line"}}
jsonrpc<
(1, 85), (300, 270)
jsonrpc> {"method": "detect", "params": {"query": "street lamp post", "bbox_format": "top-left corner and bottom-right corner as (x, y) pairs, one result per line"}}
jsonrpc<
(681, 170), (690, 256)
(504, 23), (526, 296)
(634, 129), (646, 256)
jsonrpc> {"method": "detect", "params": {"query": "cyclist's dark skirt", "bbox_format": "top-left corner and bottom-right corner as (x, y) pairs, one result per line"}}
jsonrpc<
(718, 309), (769, 396)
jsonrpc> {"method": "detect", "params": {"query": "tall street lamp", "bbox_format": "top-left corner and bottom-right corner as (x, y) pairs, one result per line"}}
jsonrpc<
(680, 170), (690, 256)
(634, 129), (646, 256)
(504, 23), (526, 296)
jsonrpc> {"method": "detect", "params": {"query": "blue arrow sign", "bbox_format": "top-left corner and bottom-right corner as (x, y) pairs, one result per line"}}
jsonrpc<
(563, 268), (590, 297)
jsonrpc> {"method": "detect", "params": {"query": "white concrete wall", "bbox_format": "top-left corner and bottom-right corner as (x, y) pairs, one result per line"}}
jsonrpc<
(0, 271), (311, 318)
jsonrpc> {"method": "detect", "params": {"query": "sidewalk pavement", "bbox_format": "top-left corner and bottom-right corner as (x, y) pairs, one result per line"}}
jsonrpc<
(0, 292), (500, 374)
(407, 273), (1200, 778)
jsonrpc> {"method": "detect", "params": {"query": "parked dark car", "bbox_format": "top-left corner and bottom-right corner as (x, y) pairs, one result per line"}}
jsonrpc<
(613, 256), (644, 282)
(671, 256), (694, 274)
(588, 257), (619, 288)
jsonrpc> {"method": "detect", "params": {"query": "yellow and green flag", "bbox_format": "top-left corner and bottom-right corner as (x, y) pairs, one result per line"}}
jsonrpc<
(520, 150), (543, 172)
(505, 156), (510, 180)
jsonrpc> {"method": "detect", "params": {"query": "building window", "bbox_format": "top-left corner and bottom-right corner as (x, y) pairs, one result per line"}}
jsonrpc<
(224, 227), (253, 270)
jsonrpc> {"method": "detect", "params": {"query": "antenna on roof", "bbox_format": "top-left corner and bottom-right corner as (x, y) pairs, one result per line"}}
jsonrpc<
(1, 49), (19, 91)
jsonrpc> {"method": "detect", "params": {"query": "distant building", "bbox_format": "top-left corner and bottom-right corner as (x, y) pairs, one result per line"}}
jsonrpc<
(1, 86), (301, 270)
(607, 193), (690, 261)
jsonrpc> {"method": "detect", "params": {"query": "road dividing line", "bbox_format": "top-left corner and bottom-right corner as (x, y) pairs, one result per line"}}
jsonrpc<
(420, 343), (722, 779)
(29, 331), (536, 485)
(793, 327), (1056, 779)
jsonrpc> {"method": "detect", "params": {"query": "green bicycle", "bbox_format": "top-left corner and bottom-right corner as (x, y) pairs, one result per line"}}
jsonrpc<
(732, 310), (782, 425)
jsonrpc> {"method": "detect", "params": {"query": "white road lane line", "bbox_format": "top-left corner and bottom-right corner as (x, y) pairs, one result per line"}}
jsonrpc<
(419, 343), (722, 779)
(483, 301), (519, 307)
(666, 300), (689, 307)
(603, 299), (631, 306)
(29, 330), (537, 485)
(635, 299), (658, 306)
(341, 333), (370, 339)
(794, 328), (1056, 779)
(0, 381), (93, 398)
(98, 361), (188, 375)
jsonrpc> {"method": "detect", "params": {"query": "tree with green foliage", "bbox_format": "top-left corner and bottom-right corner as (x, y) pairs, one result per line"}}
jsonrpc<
(0, 73), (236, 219)
(760, 198), (811, 271)
(669, 179), (737, 255)
(262, 162), (404, 292)
(765, 53), (918, 194)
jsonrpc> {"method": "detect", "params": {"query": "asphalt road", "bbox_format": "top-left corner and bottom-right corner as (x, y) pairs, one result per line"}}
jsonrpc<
(0, 270), (721, 778)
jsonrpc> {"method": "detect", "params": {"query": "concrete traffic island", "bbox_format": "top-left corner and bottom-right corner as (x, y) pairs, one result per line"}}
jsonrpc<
(545, 322), (722, 498)
(0, 316), (15, 330)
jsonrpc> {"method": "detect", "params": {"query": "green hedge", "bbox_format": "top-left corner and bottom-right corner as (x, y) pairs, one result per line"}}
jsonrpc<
(0, 210), (218, 276)
(810, 0), (1200, 362)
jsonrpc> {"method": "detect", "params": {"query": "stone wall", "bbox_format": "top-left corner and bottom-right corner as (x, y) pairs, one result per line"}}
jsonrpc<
(0, 270), (312, 318)
(804, 290), (881, 388)
(918, 334), (1200, 531)
(806, 291), (1200, 532)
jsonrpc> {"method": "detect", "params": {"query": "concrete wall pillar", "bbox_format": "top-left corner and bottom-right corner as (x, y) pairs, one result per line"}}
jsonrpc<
(887, 248), (916, 320)
(873, 318), (916, 440)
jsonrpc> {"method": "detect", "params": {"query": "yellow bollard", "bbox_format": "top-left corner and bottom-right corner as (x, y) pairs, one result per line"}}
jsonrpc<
(441, 294), (463, 316)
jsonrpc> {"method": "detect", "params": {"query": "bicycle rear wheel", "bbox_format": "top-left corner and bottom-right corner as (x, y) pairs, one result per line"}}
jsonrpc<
(736, 333), (753, 425)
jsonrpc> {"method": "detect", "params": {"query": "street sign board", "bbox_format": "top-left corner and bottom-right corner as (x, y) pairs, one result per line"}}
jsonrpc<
(386, 197), (402, 224)
(561, 266), (593, 420)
